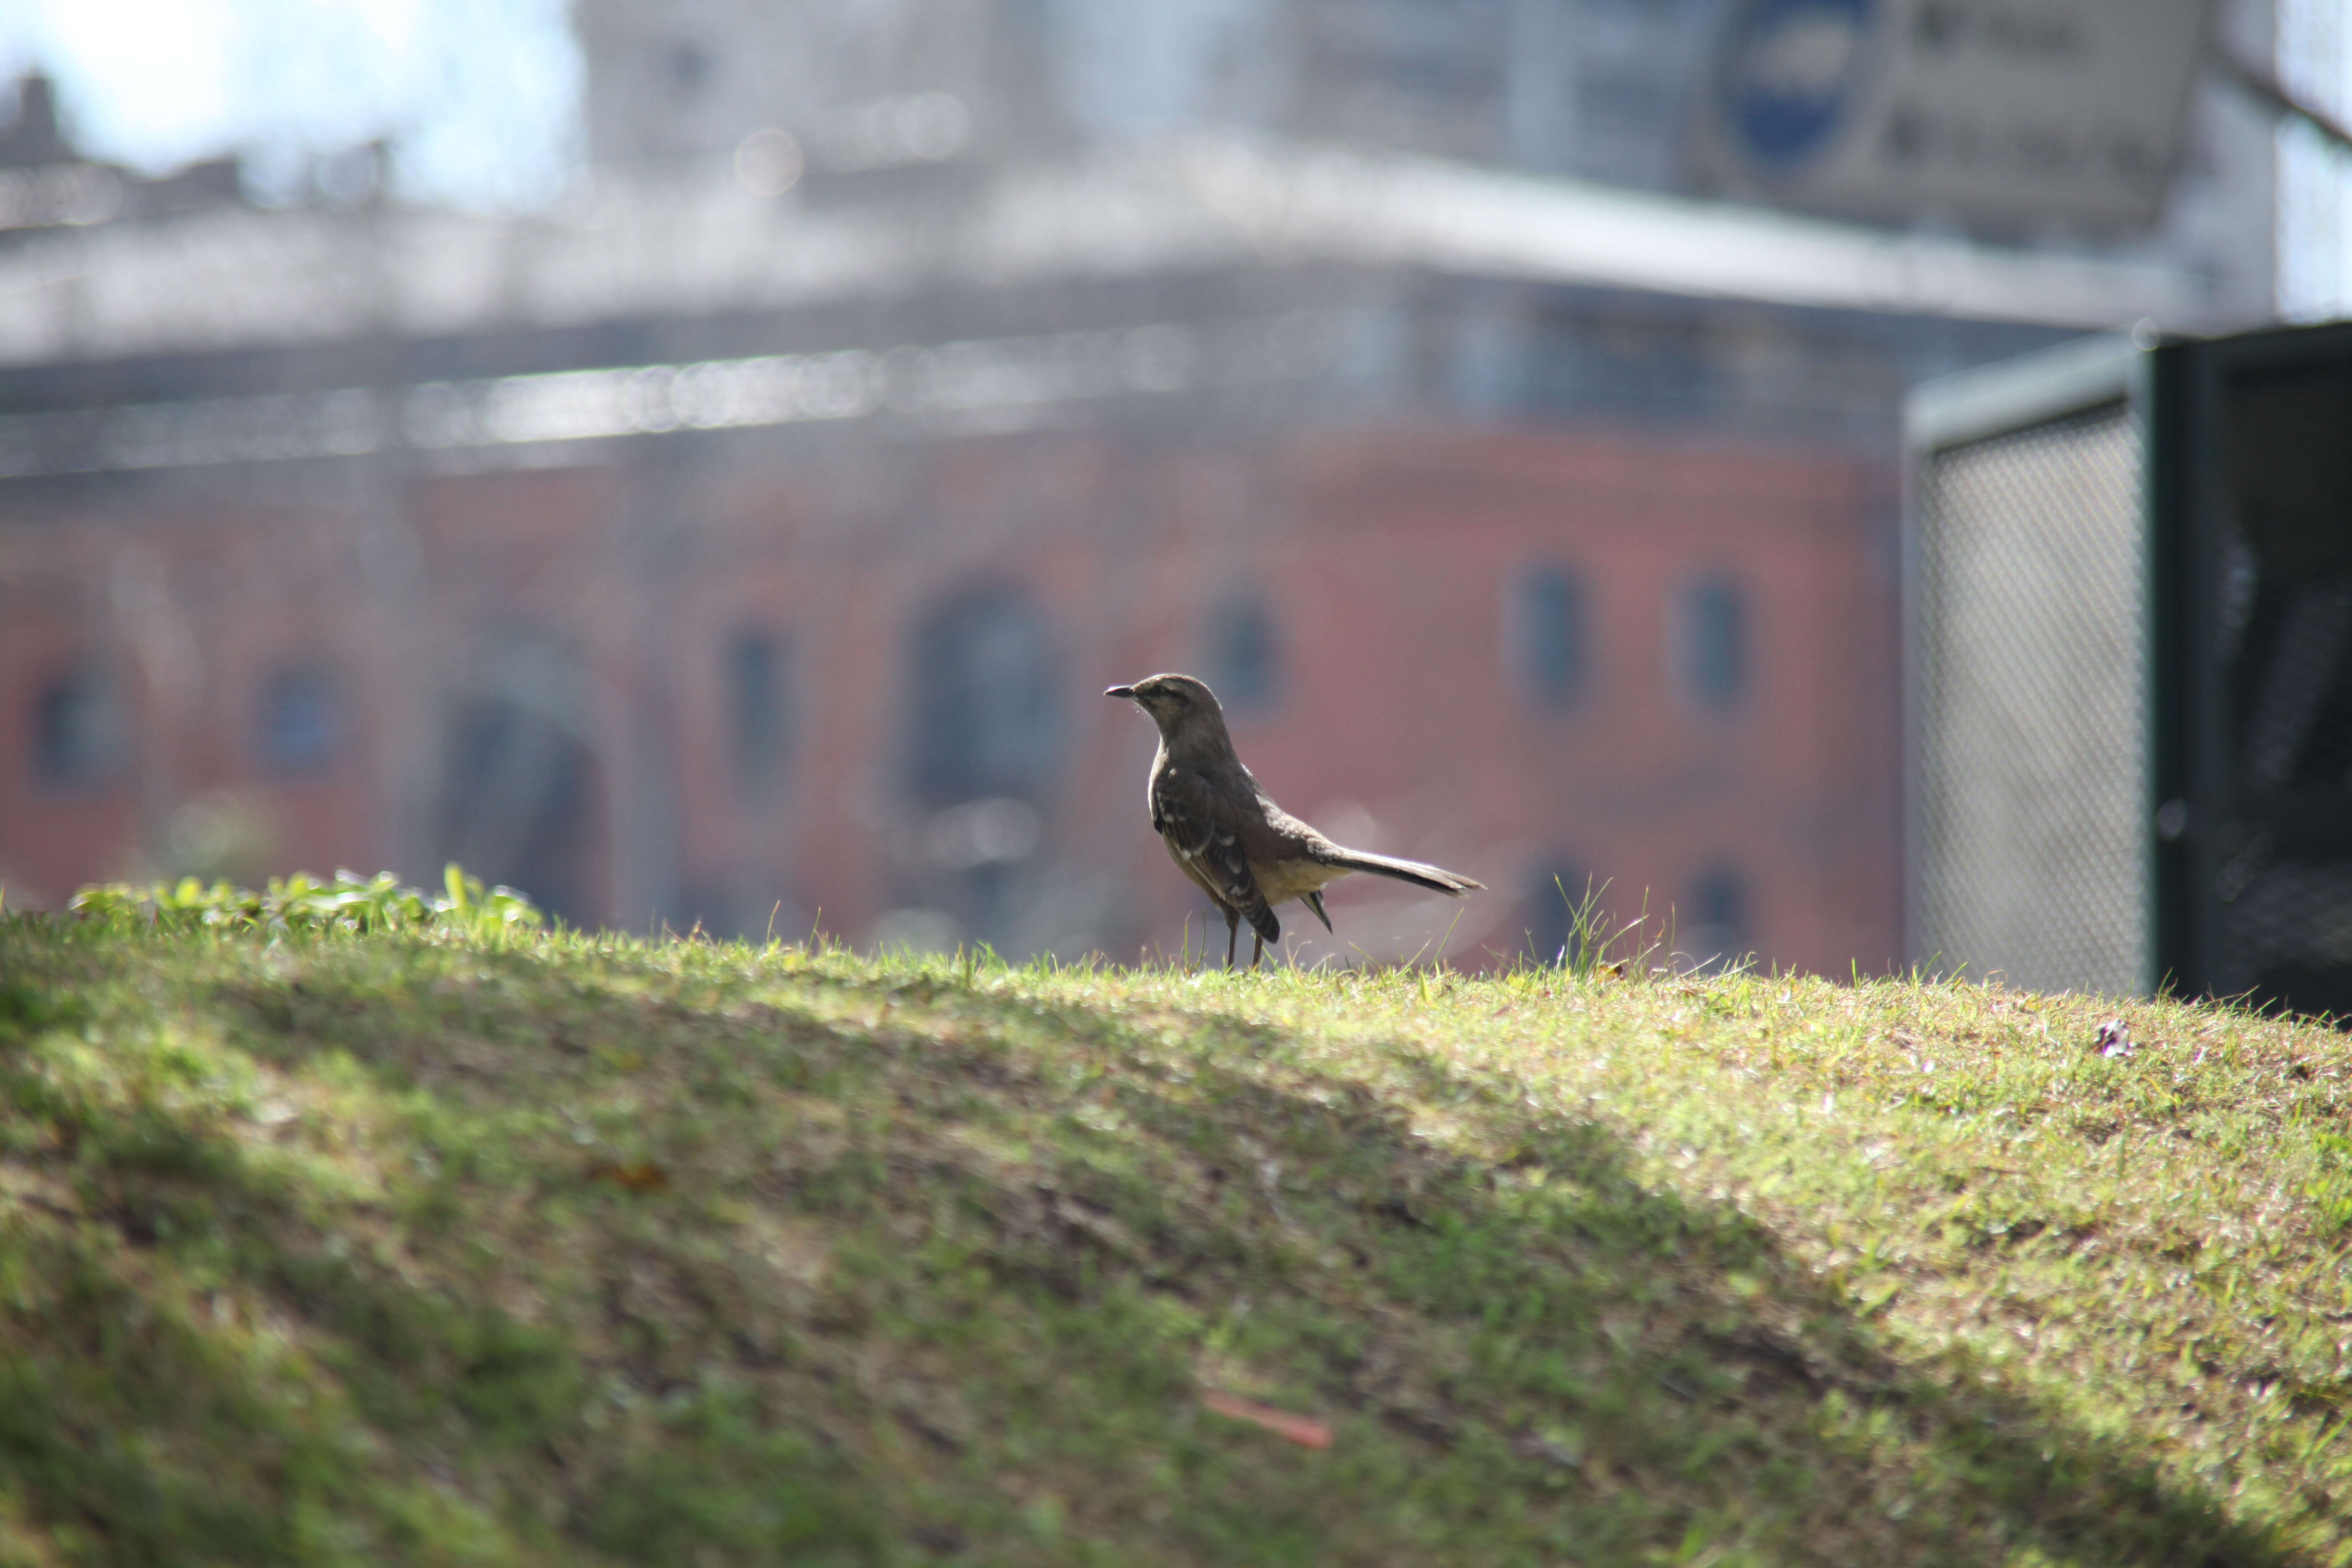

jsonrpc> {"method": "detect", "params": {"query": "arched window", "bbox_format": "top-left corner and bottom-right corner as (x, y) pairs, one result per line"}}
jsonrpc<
(725, 630), (789, 801)
(1506, 563), (1588, 710)
(1679, 573), (1747, 712)
(1520, 856), (1594, 967)
(906, 588), (1062, 807)
(1683, 864), (1750, 972)
(1205, 596), (1279, 714)
(436, 633), (601, 928)
(33, 665), (123, 789)
(255, 668), (339, 774)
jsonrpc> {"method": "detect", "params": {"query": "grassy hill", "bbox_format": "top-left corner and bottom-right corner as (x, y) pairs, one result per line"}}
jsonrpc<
(1, 896), (2349, 1565)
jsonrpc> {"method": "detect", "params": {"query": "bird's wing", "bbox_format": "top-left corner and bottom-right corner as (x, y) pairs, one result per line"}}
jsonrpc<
(1154, 767), (1279, 942)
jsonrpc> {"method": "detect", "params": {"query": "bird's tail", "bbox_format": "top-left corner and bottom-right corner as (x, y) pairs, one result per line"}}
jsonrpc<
(1321, 848), (1483, 896)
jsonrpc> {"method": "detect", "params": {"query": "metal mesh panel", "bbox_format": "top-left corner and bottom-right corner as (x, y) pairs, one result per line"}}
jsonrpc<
(1914, 404), (2147, 996)
(2217, 572), (2352, 1008)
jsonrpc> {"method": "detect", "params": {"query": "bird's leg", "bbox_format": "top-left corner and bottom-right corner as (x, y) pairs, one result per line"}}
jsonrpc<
(1223, 907), (1240, 970)
(1250, 932), (1264, 969)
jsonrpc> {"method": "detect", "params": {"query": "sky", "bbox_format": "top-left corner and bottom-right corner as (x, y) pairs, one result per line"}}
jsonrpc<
(0, 0), (582, 209)
(0, 0), (2348, 315)
(2281, 0), (2352, 317)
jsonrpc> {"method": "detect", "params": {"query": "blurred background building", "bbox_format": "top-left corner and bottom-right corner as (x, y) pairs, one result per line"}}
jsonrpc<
(0, 0), (2337, 969)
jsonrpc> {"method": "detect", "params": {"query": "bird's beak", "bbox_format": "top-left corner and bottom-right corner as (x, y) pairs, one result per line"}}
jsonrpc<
(1104, 685), (1136, 700)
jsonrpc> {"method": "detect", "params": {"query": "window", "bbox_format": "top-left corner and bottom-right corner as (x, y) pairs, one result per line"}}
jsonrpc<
(427, 632), (608, 924)
(255, 668), (339, 774)
(1679, 573), (1747, 711)
(438, 693), (597, 928)
(1575, 66), (1677, 143)
(1506, 563), (1588, 710)
(907, 588), (1062, 807)
(33, 665), (122, 789)
(1683, 865), (1750, 972)
(1205, 596), (1279, 714)
(1520, 857), (1593, 967)
(668, 41), (711, 95)
(725, 630), (789, 801)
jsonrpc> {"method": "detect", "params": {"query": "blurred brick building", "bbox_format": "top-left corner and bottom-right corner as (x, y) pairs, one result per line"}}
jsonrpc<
(0, 0), (2285, 969)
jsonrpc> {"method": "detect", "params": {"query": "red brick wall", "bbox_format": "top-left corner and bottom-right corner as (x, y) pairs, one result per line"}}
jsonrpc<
(0, 417), (1899, 975)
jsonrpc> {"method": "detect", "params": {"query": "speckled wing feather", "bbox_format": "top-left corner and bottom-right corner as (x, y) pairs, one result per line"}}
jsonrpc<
(1152, 766), (1279, 943)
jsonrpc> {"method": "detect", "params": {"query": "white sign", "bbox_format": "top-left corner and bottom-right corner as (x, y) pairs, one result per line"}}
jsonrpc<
(1698, 0), (2215, 233)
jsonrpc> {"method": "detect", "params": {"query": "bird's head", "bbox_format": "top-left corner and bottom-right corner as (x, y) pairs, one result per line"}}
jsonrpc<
(1105, 673), (1226, 738)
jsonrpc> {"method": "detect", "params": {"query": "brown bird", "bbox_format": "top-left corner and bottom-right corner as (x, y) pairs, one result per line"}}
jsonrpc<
(1106, 672), (1483, 967)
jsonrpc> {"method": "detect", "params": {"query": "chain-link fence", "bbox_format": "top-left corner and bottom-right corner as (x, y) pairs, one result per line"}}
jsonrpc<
(2215, 553), (2352, 1008)
(1912, 403), (2148, 997)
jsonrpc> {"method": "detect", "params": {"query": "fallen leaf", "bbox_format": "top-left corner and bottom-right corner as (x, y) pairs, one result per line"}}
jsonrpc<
(2093, 1020), (2134, 1058)
(587, 1160), (671, 1192)
(1202, 1390), (1332, 1449)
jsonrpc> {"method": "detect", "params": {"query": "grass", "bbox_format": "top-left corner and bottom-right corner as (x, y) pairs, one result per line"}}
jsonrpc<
(0, 903), (2348, 1565)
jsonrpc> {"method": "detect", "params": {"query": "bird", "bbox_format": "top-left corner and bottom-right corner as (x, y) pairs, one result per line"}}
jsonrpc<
(1106, 672), (1483, 967)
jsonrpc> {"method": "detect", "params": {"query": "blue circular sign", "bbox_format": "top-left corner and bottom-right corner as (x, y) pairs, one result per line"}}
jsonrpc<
(1720, 0), (1875, 175)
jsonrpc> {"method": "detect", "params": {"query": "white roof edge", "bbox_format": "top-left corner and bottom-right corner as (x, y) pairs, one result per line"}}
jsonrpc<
(0, 135), (2215, 372)
(1173, 139), (2212, 331)
(1902, 330), (2144, 452)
